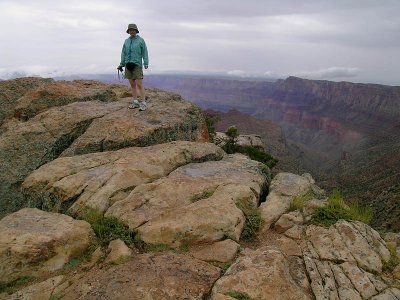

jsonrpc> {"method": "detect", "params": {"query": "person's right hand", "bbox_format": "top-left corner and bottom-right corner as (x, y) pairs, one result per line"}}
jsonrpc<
(117, 66), (123, 71)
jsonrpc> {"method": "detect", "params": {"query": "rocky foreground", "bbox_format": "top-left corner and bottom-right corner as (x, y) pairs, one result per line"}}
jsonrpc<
(0, 78), (399, 299)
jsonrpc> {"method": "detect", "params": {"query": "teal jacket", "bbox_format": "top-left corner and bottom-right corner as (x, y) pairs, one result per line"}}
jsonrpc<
(119, 35), (149, 68)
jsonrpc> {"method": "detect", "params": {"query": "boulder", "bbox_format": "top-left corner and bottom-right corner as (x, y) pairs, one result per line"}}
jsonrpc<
(211, 246), (311, 300)
(104, 239), (132, 264)
(259, 172), (315, 230)
(190, 240), (240, 263)
(135, 186), (246, 247)
(285, 225), (305, 240)
(22, 141), (225, 215)
(61, 253), (221, 299)
(106, 154), (268, 231)
(0, 208), (94, 284)
(274, 211), (304, 233)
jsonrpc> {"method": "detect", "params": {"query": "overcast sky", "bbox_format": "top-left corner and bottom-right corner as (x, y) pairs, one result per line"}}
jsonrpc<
(1, 0), (399, 85)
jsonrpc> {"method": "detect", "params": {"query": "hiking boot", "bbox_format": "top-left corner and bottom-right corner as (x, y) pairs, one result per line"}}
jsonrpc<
(139, 101), (147, 111)
(128, 99), (140, 109)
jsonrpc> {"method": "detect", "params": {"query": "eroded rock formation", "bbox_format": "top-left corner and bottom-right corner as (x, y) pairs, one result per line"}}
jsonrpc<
(0, 77), (399, 300)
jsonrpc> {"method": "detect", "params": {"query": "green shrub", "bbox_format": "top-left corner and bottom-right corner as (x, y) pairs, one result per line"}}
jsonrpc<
(190, 189), (215, 202)
(227, 291), (252, 300)
(221, 126), (278, 169)
(382, 243), (400, 272)
(81, 209), (135, 247)
(222, 126), (240, 154)
(63, 258), (80, 270)
(236, 145), (278, 168)
(311, 190), (373, 227)
(0, 276), (32, 294)
(289, 192), (313, 212)
(203, 111), (220, 142)
(237, 203), (263, 241)
(209, 261), (232, 272)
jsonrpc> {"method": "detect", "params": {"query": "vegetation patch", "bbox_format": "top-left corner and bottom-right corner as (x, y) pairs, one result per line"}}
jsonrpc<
(227, 291), (252, 300)
(289, 192), (314, 212)
(0, 276), (32, 295)
(222, 126), (278, 169)
(382, 243), (400, 273)
(235, 145), (278, 169)
(311, 190), (373, 227)
(63, 258), (81, 270)
(237, 202), (263, 241)
(203, 111), (220, 142)
(190, 189), (215, 202)
(209, 261), (232, 273)
(81, 209), (135, 247)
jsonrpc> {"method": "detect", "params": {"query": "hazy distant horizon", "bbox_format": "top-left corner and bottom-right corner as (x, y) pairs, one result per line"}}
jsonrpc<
(3, 71), (398, 88)
(1, 1), (400, 85)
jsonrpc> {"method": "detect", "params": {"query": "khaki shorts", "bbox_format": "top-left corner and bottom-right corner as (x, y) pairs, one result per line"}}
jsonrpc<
(125, 64), (143, 80)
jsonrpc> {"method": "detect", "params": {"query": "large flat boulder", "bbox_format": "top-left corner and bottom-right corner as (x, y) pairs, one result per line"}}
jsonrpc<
(0, 208), (94, 284)
(22, 141), (225, 215)
(0, 84), (210, 218)
(106, 154), (268, 246)
(13, 80), (122, 120)
(107, 154), (267, 228)
(60, 253), (221, 300)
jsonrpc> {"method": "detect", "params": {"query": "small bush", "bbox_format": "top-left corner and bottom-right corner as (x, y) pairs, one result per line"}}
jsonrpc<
(82, 209), (134, 247)
(0, 276), (32, 294)
(178, 244), (190, 253)
(63, 258), (80, 270)
(311, 190), (373, 227)
(236, 145), (278, 169)
(190, 189), (215, 202)
(222, 126), (240, 154)
(227, 291), (252, 300)
(237, 203), (263, 241)
(203, 111), (220, 142)
(289, 192), (313, 212)
(382, 243), (400, 273)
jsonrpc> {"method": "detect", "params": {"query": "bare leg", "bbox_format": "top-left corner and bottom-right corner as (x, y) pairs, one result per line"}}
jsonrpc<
(128, 79), (137, 99)
(136, 79), (146, 101)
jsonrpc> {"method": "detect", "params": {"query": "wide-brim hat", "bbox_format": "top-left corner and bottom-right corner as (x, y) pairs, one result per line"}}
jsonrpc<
(126, 24), (139, 33)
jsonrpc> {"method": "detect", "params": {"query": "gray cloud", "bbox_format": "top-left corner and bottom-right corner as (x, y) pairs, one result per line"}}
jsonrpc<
(0, 0), (399, 84)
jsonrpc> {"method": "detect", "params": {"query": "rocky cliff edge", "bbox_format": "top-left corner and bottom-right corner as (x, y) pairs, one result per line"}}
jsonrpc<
(0, 78), (399, 299)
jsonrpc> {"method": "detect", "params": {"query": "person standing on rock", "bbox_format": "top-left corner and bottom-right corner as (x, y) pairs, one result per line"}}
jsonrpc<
(118, 24), (149, 111)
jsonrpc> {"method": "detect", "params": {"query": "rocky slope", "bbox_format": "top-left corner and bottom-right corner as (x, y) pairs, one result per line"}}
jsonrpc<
(0, 79), (209, 218)
(145, 74), (400, 231)
(0, 77), (399, 299)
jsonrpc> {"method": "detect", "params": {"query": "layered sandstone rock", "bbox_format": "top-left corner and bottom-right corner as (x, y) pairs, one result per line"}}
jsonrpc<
(13, 80), (127, 120)
(0, 77), (53, 125)
(60, 253), (221, 300)
(0, 208), (94, 284)
(107, 154), (268, 247)
(22, 141), (225, 215)
(0, 86), (210, 217)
